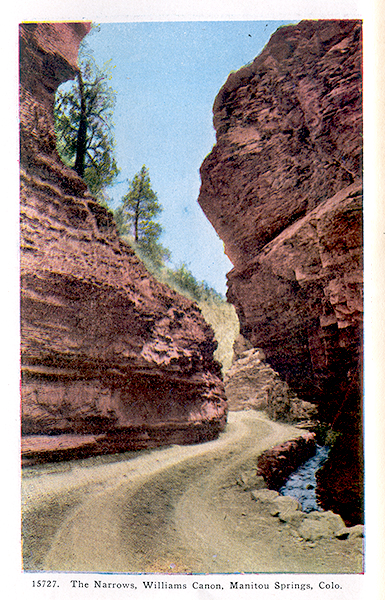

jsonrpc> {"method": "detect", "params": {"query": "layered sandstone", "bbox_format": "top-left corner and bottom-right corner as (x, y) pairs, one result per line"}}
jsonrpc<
(20, 23), (227, 464)
(198, 20), (363, 523)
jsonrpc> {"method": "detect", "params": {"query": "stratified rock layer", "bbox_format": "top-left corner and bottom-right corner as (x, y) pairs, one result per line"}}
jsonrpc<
(198, 20), (363, 524)
(20, 23), (227, 464)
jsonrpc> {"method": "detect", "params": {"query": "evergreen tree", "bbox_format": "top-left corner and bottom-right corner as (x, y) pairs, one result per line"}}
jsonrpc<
(121, 165), (161, 243)
(116, 166), (170, 269)
(54, 47), (119, 197)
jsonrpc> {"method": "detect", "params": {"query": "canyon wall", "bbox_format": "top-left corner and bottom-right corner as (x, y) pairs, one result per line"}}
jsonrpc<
(198, 20), (363, 524)
(20, 23), (227, 464)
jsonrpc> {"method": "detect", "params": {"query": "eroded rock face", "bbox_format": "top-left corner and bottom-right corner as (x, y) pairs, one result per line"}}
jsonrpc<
(224, 340), (316, 421)
(20, 23), (227, 464)
(198, 20), (363, 523)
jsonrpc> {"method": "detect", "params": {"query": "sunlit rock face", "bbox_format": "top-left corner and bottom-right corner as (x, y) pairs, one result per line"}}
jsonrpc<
(224, 339), (317, 421)
(20, 23), (227, 464)
(198, 20), (363, 524)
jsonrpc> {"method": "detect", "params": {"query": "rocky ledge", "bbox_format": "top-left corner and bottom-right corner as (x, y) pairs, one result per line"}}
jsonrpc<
(256, 434), (317, 490)
(198, 20), (363, 524)
(20, 23), (227, 464)
(251, 489), (364, 544)
(224, 335), (316, 421)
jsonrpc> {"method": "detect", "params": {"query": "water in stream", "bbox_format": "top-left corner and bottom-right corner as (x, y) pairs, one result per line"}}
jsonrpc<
(279, 444), (330, 512)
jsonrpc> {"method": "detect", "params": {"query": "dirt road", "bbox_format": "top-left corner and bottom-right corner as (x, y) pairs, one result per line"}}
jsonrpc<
(22, 411), (362, 573)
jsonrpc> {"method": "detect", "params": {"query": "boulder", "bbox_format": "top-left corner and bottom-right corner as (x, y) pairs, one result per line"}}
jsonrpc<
(253, 492), (305, 526)
(237, 470), (266, 491)
(298, 519), (333, 542)
(335, 524), (364, 540)
(298, 510), (346, 541)
(348, 524), (364, 539)
(251, 489), (279, 506)
(278, 509), (305, 528)
(269, 495), (301, 516)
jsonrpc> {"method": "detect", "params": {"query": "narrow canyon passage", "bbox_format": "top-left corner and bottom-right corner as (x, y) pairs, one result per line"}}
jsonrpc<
(22, 412), (362, 574)
(19, 21), (364, 563)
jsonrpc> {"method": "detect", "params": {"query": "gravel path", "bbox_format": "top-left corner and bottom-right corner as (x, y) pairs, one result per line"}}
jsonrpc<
(22, 411), (362, 573)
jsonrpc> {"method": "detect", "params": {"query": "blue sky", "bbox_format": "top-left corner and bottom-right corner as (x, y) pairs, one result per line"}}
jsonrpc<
(79, 21), (294, 294)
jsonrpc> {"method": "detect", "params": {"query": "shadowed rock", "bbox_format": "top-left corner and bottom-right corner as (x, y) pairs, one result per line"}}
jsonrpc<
(198, 19), (363, 524)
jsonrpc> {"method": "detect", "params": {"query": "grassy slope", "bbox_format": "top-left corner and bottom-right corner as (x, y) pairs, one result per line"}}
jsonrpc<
(197, 298), (239, 373)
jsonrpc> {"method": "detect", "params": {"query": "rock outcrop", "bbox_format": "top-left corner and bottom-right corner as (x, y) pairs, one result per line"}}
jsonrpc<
(256, 434), (317, 490)
(224, 336), (316, 421)
(251, 488), (363, 547)
(198, 20), (363, 524)
(20, 23), (227, 464)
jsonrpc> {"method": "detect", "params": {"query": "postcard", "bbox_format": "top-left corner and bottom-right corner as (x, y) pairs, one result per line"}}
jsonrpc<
(4, 0), (383, 599)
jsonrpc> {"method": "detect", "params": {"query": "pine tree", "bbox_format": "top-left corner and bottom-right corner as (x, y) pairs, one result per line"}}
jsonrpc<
(54, 48), (119, 197)
(121, 166), (162, 243)
(117, 166), (170, 269)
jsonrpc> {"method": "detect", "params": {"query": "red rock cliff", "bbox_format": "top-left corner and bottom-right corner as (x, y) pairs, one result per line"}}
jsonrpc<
(20, 23), (227, 464)
(198, 20), (363, 524)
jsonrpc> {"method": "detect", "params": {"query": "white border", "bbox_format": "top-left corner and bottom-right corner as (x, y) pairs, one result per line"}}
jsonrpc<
(10, 0), (362, 22)
(4, 1), (383, 599)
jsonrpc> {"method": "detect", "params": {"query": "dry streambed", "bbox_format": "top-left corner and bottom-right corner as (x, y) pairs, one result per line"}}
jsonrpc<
(22, 411), (363, 573)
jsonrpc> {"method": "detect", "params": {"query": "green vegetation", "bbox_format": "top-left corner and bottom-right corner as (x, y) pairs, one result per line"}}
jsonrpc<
(314, 422), (341, 447)
(115, 168), (221, 301)
(113, 168), (239, 372)
(114, 166), (171, 270)
(54, 40), (239, 372)
(54, 42), (119, 200)
(120, 166), (161, 243)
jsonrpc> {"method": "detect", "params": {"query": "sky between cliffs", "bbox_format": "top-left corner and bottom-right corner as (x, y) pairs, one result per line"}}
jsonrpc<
(82, 21), (294, 294)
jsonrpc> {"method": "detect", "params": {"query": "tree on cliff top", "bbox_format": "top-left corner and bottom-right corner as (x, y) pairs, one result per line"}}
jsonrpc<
(116, 165), (171, 268)
(54, 47), (119, 198)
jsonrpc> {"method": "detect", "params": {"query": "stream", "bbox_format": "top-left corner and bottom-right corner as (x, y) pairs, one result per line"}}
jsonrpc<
(279, 444), (330, 512)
